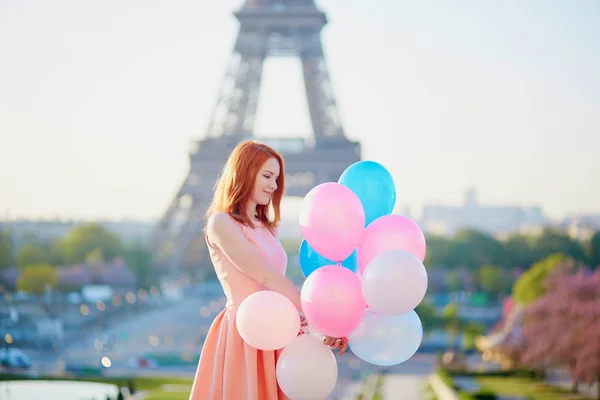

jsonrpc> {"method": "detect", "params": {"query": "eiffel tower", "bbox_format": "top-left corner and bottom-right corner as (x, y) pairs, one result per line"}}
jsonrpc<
(150, 0), (361, 276)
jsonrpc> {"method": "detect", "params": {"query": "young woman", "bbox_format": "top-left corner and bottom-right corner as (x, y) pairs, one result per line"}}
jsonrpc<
(189, 140), (348, 400)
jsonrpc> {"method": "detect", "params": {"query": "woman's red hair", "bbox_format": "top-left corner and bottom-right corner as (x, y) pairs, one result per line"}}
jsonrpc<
(205, 140), (285, 234)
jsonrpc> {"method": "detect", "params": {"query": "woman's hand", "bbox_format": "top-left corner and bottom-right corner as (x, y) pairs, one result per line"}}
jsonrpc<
(297, 313), (348, 354)
(299, 314), (310, 335)
(323, 335), (348, 354)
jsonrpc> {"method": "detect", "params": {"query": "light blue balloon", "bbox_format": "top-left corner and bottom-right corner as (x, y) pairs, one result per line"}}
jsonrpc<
(298, 239), (357, 278)
(338, 160), (396, 227)
(348, 309), (423, 366)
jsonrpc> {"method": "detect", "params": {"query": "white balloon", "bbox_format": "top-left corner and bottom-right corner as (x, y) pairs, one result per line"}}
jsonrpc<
(236, 291), (300, 350)
(349, 309), (423, 366)
(276, 334), (338, 400)
(362, 249), (428, 315)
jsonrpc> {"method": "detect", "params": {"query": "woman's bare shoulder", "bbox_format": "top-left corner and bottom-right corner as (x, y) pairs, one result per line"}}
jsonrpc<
(207, 212), (245, 242)
(207, 212), (235, 232)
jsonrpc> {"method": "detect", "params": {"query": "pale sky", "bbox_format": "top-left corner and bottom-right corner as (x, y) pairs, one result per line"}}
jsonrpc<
(1, 0), (599, 222)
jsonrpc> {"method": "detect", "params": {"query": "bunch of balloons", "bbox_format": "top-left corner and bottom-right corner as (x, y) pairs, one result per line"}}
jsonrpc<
(298, 160), (428, 368)
(236, 291), (336, 400)
(235, 160), (429, 399)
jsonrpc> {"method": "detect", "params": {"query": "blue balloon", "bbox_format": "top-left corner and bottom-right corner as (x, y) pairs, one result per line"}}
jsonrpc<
(338, 160), (396, 227)
(298, 239), (357, 278)
(348, 309), (423, 366)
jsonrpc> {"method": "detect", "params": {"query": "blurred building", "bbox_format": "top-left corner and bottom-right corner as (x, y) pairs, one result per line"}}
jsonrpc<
(561, 214), (600, 240)
(420, 189), (549, 236)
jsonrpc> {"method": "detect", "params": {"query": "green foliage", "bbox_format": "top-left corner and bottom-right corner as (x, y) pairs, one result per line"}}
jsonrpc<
(512, 253), (571, 306)
(84, 247), (104, 264)
(503, 233), (537, 268)
(443, 302), (462, 349)
(478, 265), (508, 297)
(18, 230), (50, 248)
(453, 229), (506, 269)
(15, 244), (47, 269)
(462, 322), (485, 351)
(424, 235), (455, 267)
(529, 228), (587, 263)
(425, 229), (508, 269)
(415, 299), (441, 333)
(12, 223), (161, 291)
(469, 391), (497, 400)
(443, 302), (459, 319)
(440, 367), (538, 379)
(444, 269), (462, 291)
(16, 263), (58, 294)
(437, 302), (486, 352)
(46, 241), (68, 266)
(418, 300), (484, 348)
(58, 223), (123, 264)
(587, 230), (600, 270)
(436, 368), (461, 391)
(123, 244), (157, 289)
(425, 227), (591, 271)
(0, 228), (14, 269)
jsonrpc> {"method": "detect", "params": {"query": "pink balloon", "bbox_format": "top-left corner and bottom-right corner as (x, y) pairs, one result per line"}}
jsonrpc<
(299, 183), (365, 262)
(236, 291), (300, 350)
(301, 265), (366, 338)
(358, 215), (426, 274)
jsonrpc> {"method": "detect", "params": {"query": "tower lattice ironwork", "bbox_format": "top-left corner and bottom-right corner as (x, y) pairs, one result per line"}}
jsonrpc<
(150, 0), (361, 275)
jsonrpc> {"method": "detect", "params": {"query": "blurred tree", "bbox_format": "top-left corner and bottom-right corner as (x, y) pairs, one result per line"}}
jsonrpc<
(58, 223), (123, 264)
(512, 253), (573, 306)
(123, 244), (157, 289)
(529, 228), (587, 263)
(46, 241), (68, 266)
(520, 268), (600, 396)
(85, 247), (105, 264)
(424, 235), (455, 267)
(15, 244), (47, 269)
(0, 228), (13, 270)
(443, 302), (462, 351)
(479, 264), (509, 298)
(19, 231), (49, 248)
(586, 230), (600, 270)
(453, 229), (506, 269)
(16, 263), (58, 294)
(462, 322), (485, 351)
(416, 227), (594, 272)
(503, 233), (537, 268)
(444, 269), (462, 292)
(415, 299), (440, 335)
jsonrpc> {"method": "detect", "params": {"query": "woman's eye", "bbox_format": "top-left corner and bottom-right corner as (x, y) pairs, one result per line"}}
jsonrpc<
(263, 175), (270, 179)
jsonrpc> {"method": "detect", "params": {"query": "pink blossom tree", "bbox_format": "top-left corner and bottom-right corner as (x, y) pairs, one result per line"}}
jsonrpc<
(519, 267), (600, 398)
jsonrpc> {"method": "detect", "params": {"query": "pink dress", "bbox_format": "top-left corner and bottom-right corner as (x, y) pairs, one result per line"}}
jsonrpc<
(189, 221), (291, 400)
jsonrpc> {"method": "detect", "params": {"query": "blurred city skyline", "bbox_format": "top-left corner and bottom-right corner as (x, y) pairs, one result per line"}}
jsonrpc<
(1, 0), (599, 222)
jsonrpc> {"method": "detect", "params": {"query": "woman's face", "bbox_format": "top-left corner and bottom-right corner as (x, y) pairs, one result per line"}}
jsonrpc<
(251, 157), (280, 206)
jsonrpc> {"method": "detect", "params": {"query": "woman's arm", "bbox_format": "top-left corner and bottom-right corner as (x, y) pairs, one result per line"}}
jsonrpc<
(207, 212), (303, 313)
